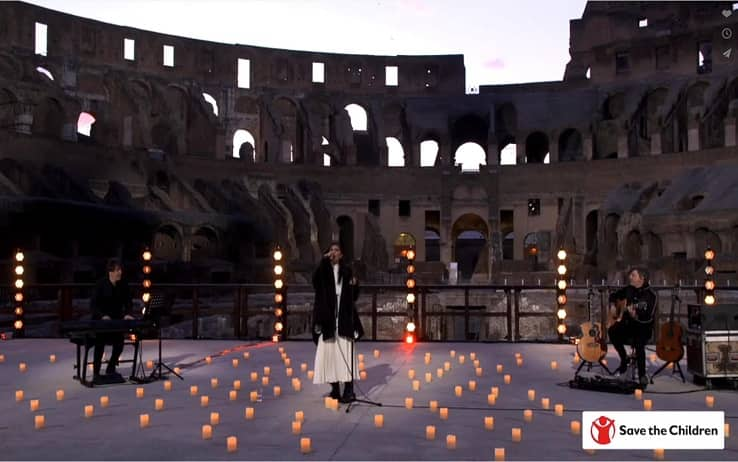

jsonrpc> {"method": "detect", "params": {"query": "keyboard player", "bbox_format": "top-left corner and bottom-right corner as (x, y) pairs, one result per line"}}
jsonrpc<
(90, 258), (134, 383)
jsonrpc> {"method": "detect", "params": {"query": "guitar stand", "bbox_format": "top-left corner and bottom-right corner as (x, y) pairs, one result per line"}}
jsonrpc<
(576, 359), (612, 376)
(650, 360), (685, 383)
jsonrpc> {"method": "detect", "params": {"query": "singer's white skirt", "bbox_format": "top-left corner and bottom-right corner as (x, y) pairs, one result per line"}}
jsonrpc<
(313, 332), (359, 384)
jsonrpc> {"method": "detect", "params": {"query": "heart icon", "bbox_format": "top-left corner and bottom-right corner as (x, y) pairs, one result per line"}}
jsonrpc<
(723, 9), (732, 18)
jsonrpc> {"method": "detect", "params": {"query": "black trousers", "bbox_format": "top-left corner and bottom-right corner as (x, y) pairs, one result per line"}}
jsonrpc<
(608, 318), (652, 378)
(93, 333), (124, 376)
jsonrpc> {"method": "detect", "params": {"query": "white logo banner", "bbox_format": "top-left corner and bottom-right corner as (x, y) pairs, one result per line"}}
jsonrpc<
(582, 411), (724, 450)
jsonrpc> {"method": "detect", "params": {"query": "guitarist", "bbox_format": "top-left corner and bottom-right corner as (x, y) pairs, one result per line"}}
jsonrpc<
(607, 267), (658, 386)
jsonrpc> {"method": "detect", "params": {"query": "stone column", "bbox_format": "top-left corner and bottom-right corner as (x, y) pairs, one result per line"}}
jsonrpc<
(582, 134), (593, 161)
(14, 103), (33, 135)
(516, 140), (526, 165)
(617, 132), (629, 159)
(687, 108), (702, 152)
(724, 116), (736, 147)
(649, 130), (662, 155)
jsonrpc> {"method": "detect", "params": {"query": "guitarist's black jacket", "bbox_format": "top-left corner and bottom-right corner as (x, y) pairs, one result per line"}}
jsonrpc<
(608, 283), (658, 325)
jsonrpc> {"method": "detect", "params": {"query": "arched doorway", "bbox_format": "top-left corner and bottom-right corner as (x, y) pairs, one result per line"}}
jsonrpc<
(336, 216), (354, 261)
(393, 232), (416, 261)
(451, 214), (489, 281)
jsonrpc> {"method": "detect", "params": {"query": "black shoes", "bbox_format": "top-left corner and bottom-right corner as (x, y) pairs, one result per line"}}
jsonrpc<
(340, 381), (355, 404)
(329, 382), (341, 400)
(614, 358), (629, 376)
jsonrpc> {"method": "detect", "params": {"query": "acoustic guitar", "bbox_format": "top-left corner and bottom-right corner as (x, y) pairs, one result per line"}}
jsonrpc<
(656, 289), (684, 363)
(577, 289), (608, 363)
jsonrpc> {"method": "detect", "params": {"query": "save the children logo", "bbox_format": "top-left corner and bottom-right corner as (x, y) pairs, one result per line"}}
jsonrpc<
(590, 416), (616, 445)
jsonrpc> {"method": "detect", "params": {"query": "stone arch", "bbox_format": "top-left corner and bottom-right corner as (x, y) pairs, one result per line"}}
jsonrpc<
(164, 84), (189, 121)
(558, 128), (583, 161)
(153, 224), (183, 261)
(624, 230), (642, 263)
(336, 215), (355, 261)
(344, 103), (368, 131)
(645, 232), (663, 260)
(686, 81), (709, 108)
(452, 113), (488, 152)
(235, 95), (260, 114)
(585, 209), (599, 265)
(451, 213), (489, 280)
(453, 142), (486, 171)
(77, 73), (109, 99)
(191, 226), (218, 261)
(386, 136), (405, 167)
(0, 88), (18, 130)
(525, 131), (549, 163)
(602, 92), (625, 120)
(694, 227), (722, 256)
(603, 213), (620, 262)
(419, 134), (440, 167)
(233, 129), (256, 160)
(151, 121), (177, 155)
(393, 232), (416, 260)
(32, 97), (64, 138)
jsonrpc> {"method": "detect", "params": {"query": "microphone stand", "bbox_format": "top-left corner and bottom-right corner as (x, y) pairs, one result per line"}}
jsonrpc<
(345, 262), (382, 413)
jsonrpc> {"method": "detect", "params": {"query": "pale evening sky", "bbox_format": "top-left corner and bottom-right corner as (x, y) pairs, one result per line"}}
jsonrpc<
(27, 0), (587, 91)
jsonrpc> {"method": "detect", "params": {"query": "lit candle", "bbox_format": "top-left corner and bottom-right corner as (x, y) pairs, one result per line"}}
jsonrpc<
(163, 380), (172, 392)
(0, 354), (4, 362)
(440, 408), (449, 420)
(34, 415), (45, 430)
(136, 387), (144, 399)
(146, 360), (154, 369)
(705, 395), (715, 408)
(201, 395), (209, 407)
(29, 399), (39, 412)
(300, 437), (311, 454)
(446, 434), (457, 449)
(541, 397), (550, 409)
(324, 396), (332, 408)
(19, 362), (27, 373)
(273, 386), (281, 397)
(412, 380), (420, 391)
(725, 423), (730, 438)
(250, 372), (258, 382)
(245, 407), (254, 420)
(516, 358), (523, 367)
(444, 361), (451, 371)
(190, 385), (198, 396)
(205, 356), (212, 364)
(359, 371), (367, 381)
(523, 409), (533, 422)
(295, 410), (304, 422)
(49, 354), (56, 363)
(550, 360), (558, 370)
(100, 396), (109, 408)
(476, 367), (483, 377)
(468, 380), (477, 391)
(154, 398), (163, 411)
(374, 414), (384, 428)
(84, 405), (94, 418)
(555, 404), (564, 416)
(139, 414), (150, 428)
(512, 427), (522, 442)
(286, 368), (293, 377)
(437, 368), (444, 378)
(429, 400), (438, 412)
(450, 350), (456, 358)
(233, 380), (241, 391)
(485, 416), (495, 430)
(301, 362), (308, 372)
(250, 391), (258, 402)
(425, 372), (432, 383)
(307, 370), (314, 380)
(263, 366), (270, 376)
(210, 411), (220, 425)
(15, 390), (24, 402)
(292, 420), (302, 435)
(455, 385), (463, 397)
(243, 352), (250, 360)
(491, 386), (499, 397)
(473, 359), (480, 367)
(470, 352), (476, 361)
(211, 378), (219, 389)
(496, 364), (503, 373)
(573, 352), (580, 363)
(650, 353), (657, 362)
(373, 349), (380, 358)
(487, 394), (496, 405)
(229, 390), (238, 401)
(56, 389), (64, 401)
(459, 355), (466, 364)
(634, 389), (643, 400)
(643, 399), (653, 411)
(278, 347), (284, 353)
(494, 448), (505, 461)
(174, 367), (181, 375)
(202, 424), (212, 440)
(405, 397), (414, 409)
(571, 420), (581, 435)
(284, 358), (291, 367)
(330, 398), (339, 410)
(225, 437), (237, 454)
(504, 374), (511, 384)
(528, 389), (535, 401)
(408, 369), (416, 380)
(261, 376), (270, 386)
(232, 358), (239, 368)
(424, 355), (431, 365)
(426, 425), (436, 440)
(654, 448), (664, 460)
(358, 354), (364, 362)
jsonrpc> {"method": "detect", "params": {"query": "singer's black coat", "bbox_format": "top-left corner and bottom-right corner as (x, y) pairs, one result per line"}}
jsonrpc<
(311, 257), (364, 344)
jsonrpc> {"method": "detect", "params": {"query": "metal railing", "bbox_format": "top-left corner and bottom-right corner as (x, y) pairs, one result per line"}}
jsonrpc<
(1, 283), (736, 342)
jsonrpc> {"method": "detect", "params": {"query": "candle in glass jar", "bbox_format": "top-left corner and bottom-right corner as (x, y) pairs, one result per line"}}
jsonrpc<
(15, 390), (24, 402)
(504, 374), (511, 384)
(429, 400), (438, 412)
(550, 360), (558, 370)
(555, 404), (564, 416)
(446, 434), (457, 449)
(250, 372), (258, 382)
(261, 376), (269, 386)
(516, 357), (523, 367)
(19, 362), (27, 373)
(232, 359), (239, 368)
(29, 399), (40, 412)
(408, 369), (415, 380)
(487, 394), (496, 405)
(56, 389), (64, 401)
(424, 355), (431, 365)
(412, 380), (420, 391)
(644, 399), (653, 411)
(227, 436), (238, 453)
(163, 380), (172, 392)
(84, 405), (94, 418)
(273, 386), (281, 397)
(35, 415), (45, 430)
(405, 397), (414, 409)
(205, 356), (212, 364)
(725, 423), (730, 438)
(307, 370), (314, 380)
(491, 386), (499, 397)
(440, 408), (449, 420)
(201, 395), (209, 407)
(300, 437), (311, 454)
(541, 397), (550, 409)
(136, 387), (144, 398)
(263, 366), (270, 376)
(425, 372), (432, 383)
(211, 378), (219, 389)
(494, 448), (505, 461)
(139, 414), (150, 428)
(512, 428), (522, 442)
(426, 425), (436, 440)
(528, 389), (535, 401)
(450, 350), (456, 358)
(100, 396), (109, 408)
(292, 420), (302, 435)
(202, 424), (212, 440)
(570, 420), (581, 435)
(470, 352), (476, 361)
(243, 352), (250, 360)
(496, 364), (503, 373)
(705, 395), (715, 408)
(373, 349), (380, 358)
(286, 368), (293, 377)
(233, 380), (241, 390)
(523, 409), (533, 422)
(455, 385), (463, 397)
(229, 390), (238, 401)
(210, 411), (220, 425)
(437, 368), (444, 378)
(374, 414), (384, 428)
(459, 355), (466, 364)
(485, 416), (495, 430)
(146, 360), (154, 369)
(49, 354), (56, 363)
(190, 385), (199, 396)
(476, 367), (483, 377)
(654, 448), (664, 460)
(444, 361), (451, 371)
(634, 389), (643, 400)
(244, 407), (254, 420)
(468, 380), (477, 391)
(359, 370), (367, 381)
(151, 398), (162, 411)
(295, 410), (304, 422)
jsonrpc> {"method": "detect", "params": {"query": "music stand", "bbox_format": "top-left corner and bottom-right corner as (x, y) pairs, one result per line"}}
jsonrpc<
(146, 292), (183, 382)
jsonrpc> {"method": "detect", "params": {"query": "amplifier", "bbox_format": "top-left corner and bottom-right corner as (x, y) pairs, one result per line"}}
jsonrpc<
(687, 304), (738, 331)
(686, 328), (738, 381)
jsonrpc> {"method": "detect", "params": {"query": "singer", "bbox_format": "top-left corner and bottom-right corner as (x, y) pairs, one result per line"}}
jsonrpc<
(311, 241), (364, 403)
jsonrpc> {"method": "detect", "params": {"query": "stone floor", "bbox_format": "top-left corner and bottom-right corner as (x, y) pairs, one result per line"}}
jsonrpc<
(0, 339), (736, 461)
